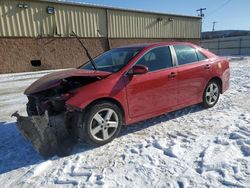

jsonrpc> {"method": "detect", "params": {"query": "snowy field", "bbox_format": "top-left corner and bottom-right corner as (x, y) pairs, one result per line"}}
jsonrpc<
(0, 58), (250, 188)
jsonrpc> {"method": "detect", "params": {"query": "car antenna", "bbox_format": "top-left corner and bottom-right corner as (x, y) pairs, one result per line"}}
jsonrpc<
(71, 31), (97, 71)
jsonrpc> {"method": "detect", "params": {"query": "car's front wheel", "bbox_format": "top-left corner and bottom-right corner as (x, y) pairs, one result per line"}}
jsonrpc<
(82, 101), (123, 145)
(202, 80), (221, 108)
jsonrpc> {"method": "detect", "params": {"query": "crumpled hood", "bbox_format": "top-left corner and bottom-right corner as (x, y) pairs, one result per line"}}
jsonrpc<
(24, 69), (111, 95)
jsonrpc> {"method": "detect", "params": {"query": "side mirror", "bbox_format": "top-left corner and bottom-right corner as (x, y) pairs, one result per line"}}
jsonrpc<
(128, 65), (148, 75)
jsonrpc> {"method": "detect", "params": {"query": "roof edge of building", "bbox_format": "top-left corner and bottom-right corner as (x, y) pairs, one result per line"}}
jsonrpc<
(38, 0), (201, 19)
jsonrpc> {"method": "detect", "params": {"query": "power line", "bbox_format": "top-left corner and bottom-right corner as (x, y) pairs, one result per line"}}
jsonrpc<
(206, 0), (232, 18)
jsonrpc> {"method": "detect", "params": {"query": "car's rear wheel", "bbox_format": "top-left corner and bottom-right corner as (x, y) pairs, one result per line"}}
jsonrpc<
(82, 101), (123, 145)
(202, 80), (220, 108)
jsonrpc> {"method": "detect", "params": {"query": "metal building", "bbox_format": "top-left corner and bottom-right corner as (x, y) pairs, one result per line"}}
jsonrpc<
(0, 0), (201, 73)
(201, 36), (250, 56)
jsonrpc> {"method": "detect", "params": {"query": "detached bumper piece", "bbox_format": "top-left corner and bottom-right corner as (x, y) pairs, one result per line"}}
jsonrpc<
(12, 111), (74, 158)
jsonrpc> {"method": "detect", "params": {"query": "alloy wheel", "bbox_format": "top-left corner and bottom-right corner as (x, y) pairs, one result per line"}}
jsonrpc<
(89, 108), (119, 141)
(205, 83), (219, 106)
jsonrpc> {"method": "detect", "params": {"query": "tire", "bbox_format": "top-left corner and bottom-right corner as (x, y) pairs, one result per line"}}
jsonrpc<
(81, 101), (123, 146)
(201, 80), (221, 108)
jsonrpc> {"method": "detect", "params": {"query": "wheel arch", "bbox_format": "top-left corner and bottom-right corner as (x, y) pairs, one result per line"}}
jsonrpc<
(208, 77), (223, 93)
(84, 97), (126, 124)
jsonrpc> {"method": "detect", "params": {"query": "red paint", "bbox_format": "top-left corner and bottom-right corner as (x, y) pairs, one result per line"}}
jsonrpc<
(27, 42), (230, 125)
(24, 69), (111, 95)
(125, 67), (178, 118)
(130, 65), (149, 75)
(66, 42), (230, 125)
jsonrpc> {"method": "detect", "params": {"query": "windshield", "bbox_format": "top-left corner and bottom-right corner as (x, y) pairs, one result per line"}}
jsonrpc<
(80, 47), (143, 72)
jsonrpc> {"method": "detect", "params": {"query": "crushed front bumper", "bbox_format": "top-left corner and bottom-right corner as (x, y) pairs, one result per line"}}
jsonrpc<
(12, 111), (76, 158)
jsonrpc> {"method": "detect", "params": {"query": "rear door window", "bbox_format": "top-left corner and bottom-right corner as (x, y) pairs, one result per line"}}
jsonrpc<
(174, 45), (199, 66)
(196, 51), (208, 61)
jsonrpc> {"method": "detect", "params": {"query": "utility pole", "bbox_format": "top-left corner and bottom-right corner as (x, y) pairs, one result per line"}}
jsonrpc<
(212, 21), (217, 32)
(196, 8), (206, 18)
(196, 8), (206, 41)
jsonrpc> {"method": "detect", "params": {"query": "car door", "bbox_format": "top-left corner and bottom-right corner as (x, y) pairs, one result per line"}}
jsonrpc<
(173, 45), (211, 106)
(124, 46), (178, 119)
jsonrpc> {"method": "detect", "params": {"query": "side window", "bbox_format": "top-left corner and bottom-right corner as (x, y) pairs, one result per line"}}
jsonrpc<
(136, 46), (173, 72)
(196, 51), (208, 61)
(174, 45), (198, 65)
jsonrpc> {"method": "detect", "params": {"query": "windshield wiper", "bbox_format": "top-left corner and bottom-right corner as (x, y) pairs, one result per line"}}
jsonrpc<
(71, 31), (97, 71)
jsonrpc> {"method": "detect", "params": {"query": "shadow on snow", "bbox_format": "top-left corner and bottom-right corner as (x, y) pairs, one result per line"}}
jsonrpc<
(0, 121), (43, 174)
(0, 104), (204, 174)
(72, 104), (204, 156)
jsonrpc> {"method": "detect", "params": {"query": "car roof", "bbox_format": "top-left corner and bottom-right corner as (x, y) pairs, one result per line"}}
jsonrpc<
(116, 43), (149, 48)
(116, 42), (217, 59)
(116, 42), (198, 49)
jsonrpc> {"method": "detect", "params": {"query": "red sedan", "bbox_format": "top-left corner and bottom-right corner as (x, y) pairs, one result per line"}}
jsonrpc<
(15, 42), (230, 156)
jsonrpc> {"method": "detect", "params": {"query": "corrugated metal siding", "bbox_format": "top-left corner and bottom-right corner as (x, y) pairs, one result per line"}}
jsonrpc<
(0, 0), (39, 36)
(108, 10), (200, 38)
(0, 0), (200, 38)
(201, 36), (250, 56)
(0, 0), (106, 37)
(172, 17), (201, 39)
(53, 4), (106, 37)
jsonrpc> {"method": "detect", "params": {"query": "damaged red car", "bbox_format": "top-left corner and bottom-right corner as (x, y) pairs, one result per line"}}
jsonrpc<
(13, 42), (230, 157)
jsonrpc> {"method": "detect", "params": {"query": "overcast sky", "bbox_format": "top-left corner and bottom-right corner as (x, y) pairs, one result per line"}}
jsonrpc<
(66, 0), (250, 32)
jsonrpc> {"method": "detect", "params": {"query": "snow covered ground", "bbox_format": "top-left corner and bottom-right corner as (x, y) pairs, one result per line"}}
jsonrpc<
(0, 58), (250, 188)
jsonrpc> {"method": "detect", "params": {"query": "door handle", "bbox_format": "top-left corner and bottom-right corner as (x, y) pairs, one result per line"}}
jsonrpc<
(204, 64), (211, 69)
(168, 72), (177, 78)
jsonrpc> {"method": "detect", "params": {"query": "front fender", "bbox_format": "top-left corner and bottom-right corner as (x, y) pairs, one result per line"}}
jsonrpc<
(66, 76), (128, 115)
